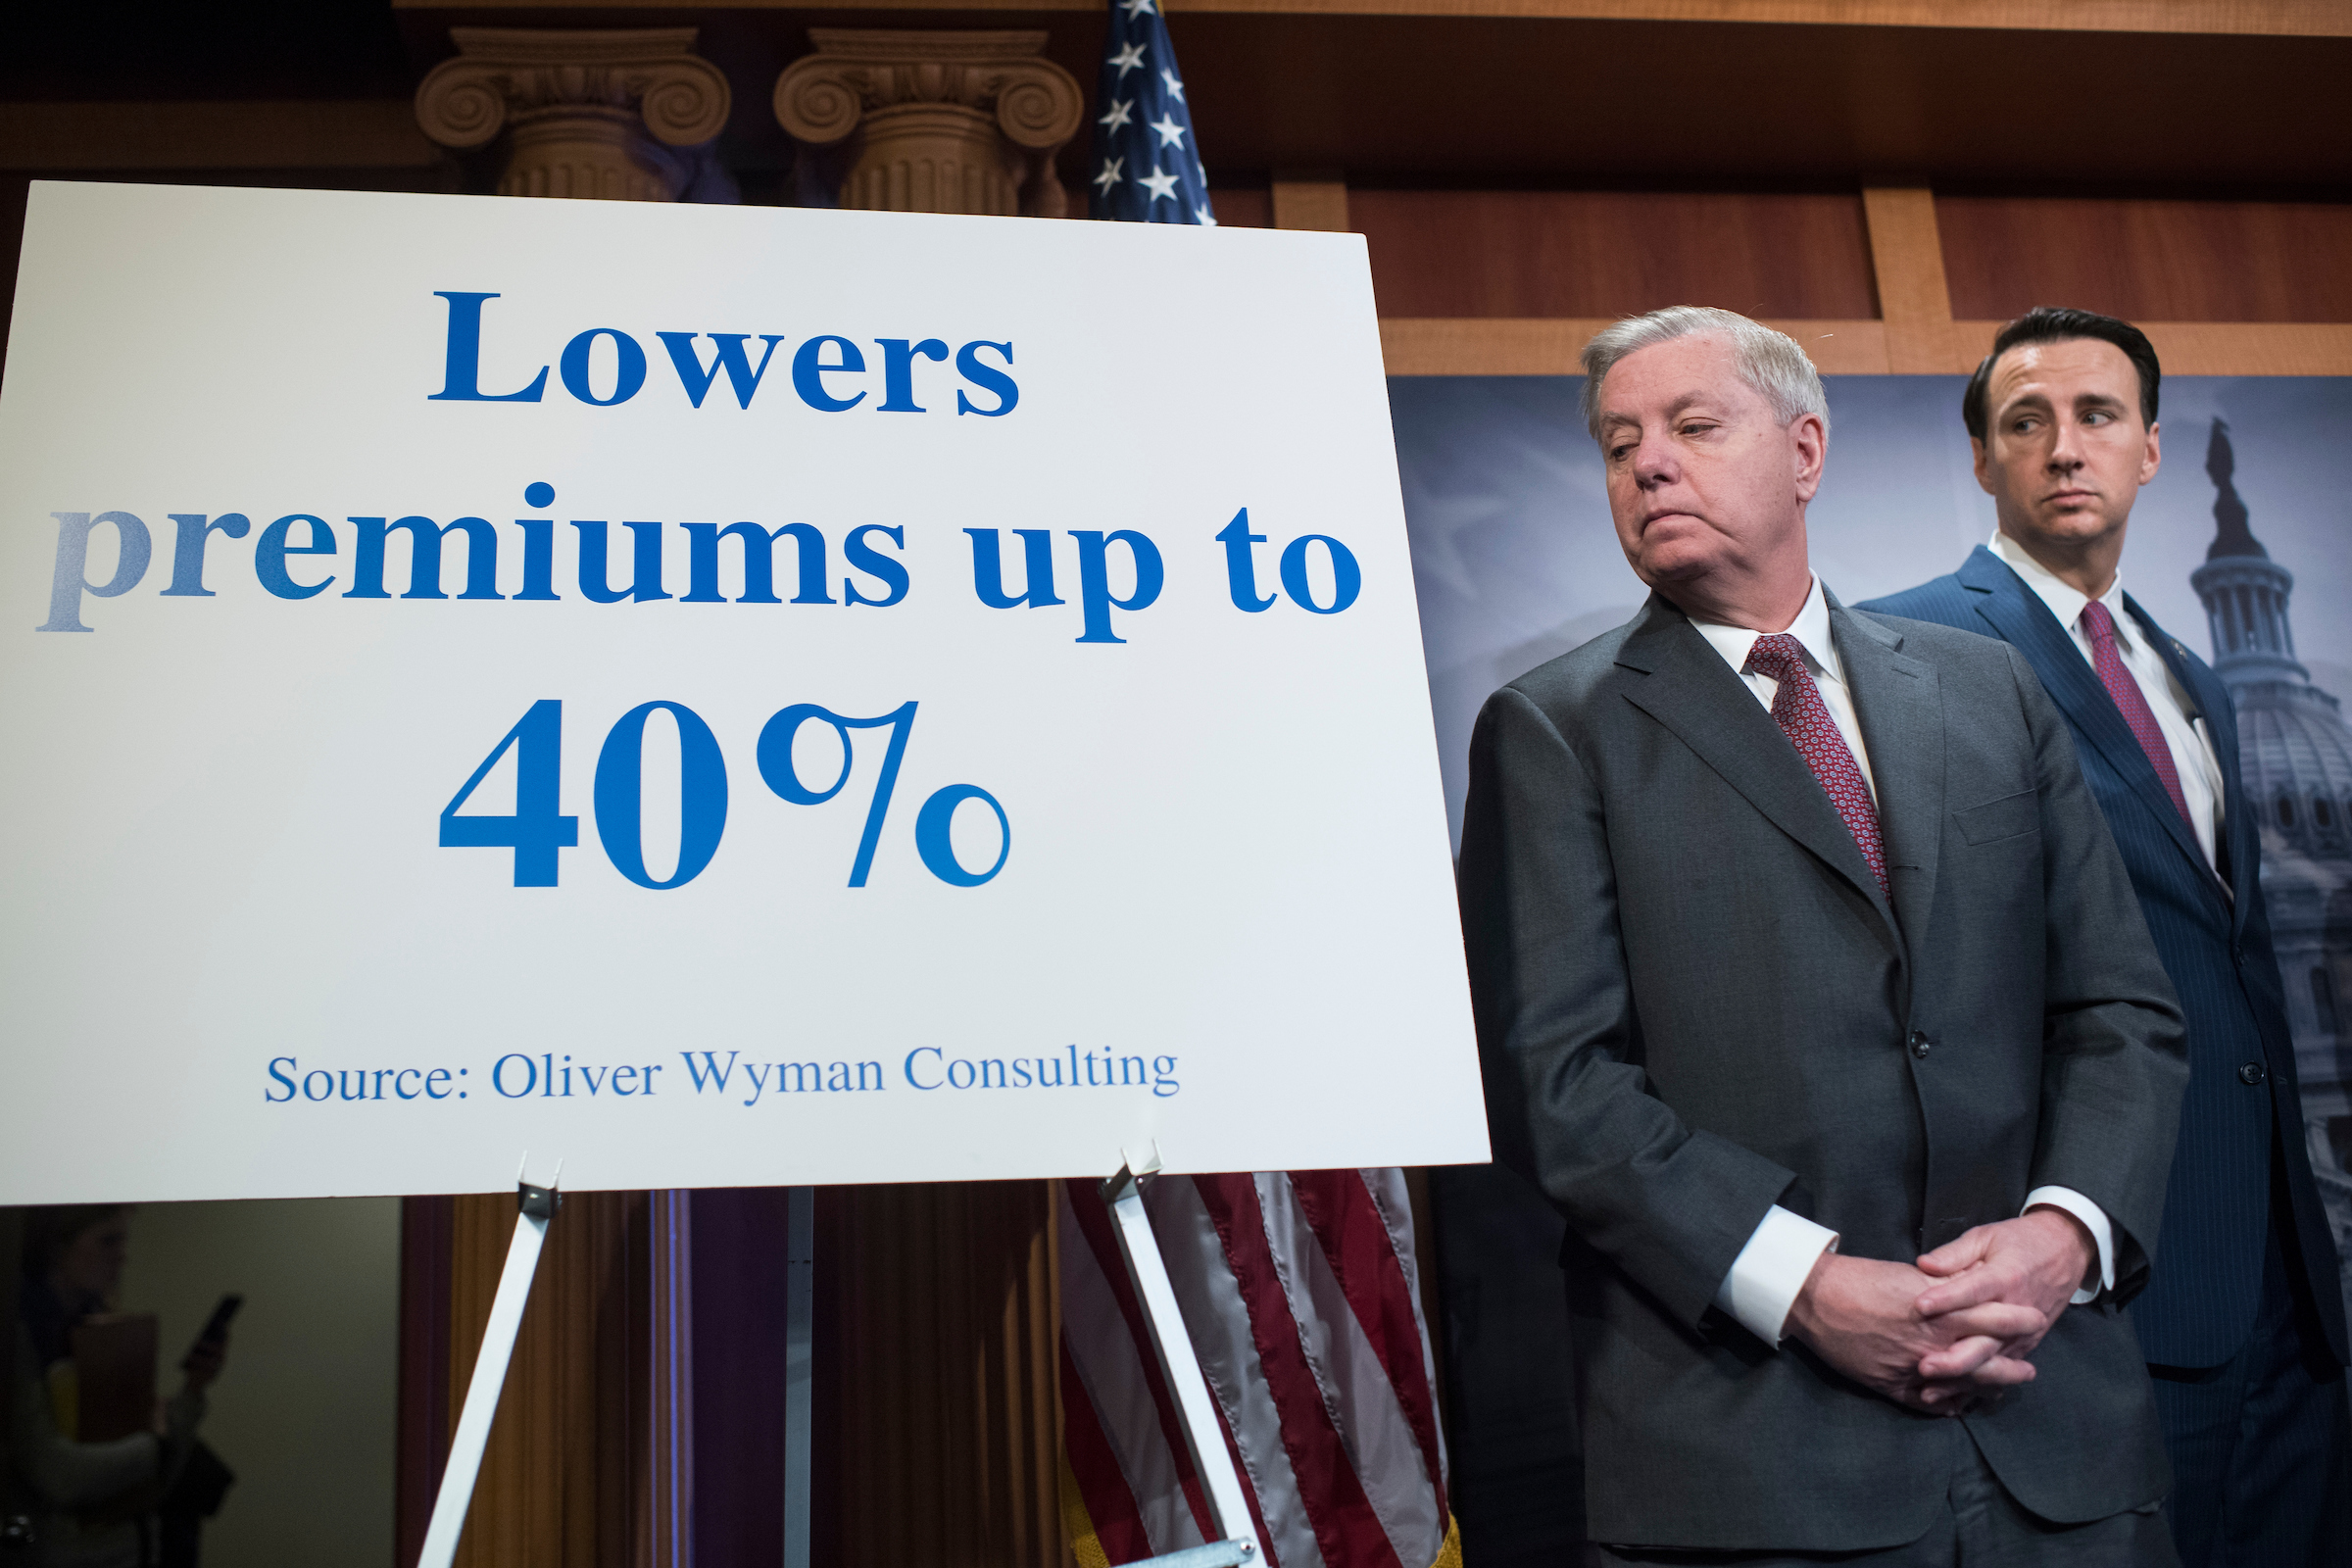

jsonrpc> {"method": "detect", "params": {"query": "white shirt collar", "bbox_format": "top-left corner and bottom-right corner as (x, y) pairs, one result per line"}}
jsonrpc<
(1688, 573), (1844, 685)
(1989, 529), (2133, 648)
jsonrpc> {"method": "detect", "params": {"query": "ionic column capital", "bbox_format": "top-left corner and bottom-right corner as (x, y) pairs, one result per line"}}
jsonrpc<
(416, 27), (733, 201)
(774, 30), (1083, 218)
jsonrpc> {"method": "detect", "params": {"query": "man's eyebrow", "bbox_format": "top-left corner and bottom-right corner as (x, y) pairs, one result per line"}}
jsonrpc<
(1598, 391), (1719, 431)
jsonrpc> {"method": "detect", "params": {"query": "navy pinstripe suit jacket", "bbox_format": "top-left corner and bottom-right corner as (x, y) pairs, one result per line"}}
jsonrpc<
(1864, 546), (2348, 1369)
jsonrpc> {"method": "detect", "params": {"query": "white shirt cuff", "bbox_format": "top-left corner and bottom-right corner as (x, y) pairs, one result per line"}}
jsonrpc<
(1714, 1204), (1839, 1346)
(2025, 1186), (2114, 1303)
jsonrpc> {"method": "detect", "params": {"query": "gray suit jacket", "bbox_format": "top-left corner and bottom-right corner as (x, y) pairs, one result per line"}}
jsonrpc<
(1457, 589), (2189, 1552)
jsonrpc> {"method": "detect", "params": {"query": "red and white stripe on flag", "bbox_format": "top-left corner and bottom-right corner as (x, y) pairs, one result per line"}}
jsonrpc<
(1057, 1169), (1461, 1568)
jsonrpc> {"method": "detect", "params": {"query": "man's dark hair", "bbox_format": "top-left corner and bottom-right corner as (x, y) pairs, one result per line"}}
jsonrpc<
(1961, 306), (2161, 442)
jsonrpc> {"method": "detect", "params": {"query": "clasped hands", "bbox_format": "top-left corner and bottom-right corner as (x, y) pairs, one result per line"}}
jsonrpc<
(1784, 1208), (2095, 1417)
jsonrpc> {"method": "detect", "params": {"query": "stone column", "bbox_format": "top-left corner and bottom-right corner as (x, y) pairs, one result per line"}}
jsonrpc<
(773, 30), (1083, 218)
(416, 27), (731, 202)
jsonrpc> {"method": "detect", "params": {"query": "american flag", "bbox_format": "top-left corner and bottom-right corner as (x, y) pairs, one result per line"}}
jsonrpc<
(1066, 9), (1452, 1560)
(1057, 1171), (1459, 1567)
(1088, 0), (1215, 225)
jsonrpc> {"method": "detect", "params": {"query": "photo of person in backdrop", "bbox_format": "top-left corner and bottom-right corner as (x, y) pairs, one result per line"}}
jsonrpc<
(6, 1207), (233, 1568)
(1458, 307), (2190, 1564)
(1863, 307), (2352, 1566)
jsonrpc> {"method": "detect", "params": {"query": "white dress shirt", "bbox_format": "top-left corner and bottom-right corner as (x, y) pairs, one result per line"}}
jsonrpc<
(1688, 575), (2117, 1345)
(1988, 530), (2226, 873)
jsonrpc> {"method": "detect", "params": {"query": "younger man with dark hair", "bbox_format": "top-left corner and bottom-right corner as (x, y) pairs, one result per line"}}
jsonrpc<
(1865, 306), (2351, 1566)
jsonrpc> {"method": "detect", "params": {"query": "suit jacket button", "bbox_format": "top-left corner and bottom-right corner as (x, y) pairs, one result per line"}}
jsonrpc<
(1908, 1031), (1931, 1059)
(2238, 1061), (2267, 1086)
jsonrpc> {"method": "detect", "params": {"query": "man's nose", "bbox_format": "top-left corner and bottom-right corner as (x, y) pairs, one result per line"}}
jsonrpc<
(1633, 434), (1678, 486)
(2046, 418), (2086, 470)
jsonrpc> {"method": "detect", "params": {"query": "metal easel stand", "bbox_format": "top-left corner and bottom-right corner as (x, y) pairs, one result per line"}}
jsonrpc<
(1102, 1144), (1265, 1568)
(415, 1161), (561, 1568)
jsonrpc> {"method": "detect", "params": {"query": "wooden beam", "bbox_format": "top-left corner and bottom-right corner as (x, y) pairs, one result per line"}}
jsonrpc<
(1380, 318), (2352, 375)
(1271, 175), (1350, 231)
(1861, 187), (1954, 375)
(1379, 318), (1891, 375)
(1955, 319), (2352, 376)
(0, 101), (436, 172)
(387, 0), (2352, 36)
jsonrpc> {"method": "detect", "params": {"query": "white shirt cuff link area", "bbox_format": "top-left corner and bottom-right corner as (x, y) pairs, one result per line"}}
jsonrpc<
(1716, 1203), (1840, 1346)
(2025, 1186), (2115, 1303)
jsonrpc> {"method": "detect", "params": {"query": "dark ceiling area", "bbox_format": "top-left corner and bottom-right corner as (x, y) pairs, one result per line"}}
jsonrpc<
(5, 3), (2348, 190)
(2, 0), (414, 101)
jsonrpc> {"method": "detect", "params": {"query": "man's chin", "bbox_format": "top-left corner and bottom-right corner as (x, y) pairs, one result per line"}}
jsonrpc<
(1631, 549), (1719, 588)
(2020, 507), (2122, 544)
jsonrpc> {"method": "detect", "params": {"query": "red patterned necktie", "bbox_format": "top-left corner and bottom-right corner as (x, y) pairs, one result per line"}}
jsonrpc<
(2080, 600), (2192, 827)
(1743, 633), (1888, 899)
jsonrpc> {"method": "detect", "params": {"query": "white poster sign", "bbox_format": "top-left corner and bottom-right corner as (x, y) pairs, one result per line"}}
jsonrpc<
(0, 181), (1485, 1201)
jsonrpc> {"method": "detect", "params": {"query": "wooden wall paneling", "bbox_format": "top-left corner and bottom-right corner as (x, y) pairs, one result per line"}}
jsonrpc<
(1382, 317), (2352, 375)
(446, 1189), (652, 1568)
(825, 1180), (1068, 1568)
(1272, 174), (1351, 231)
(1209, 186), (1274, 226)
(384, 0), (2352, 37)
(1108, 15), (2352, 187)
(0, 101), (436, 171)
(992, 1179), (1064, 1568)
(1760, 321), (1892, 375)
(1349, 189), (1879, 320)
(1951, 319), (2352, 377)
(1860, 186), (1954, 373)
(397, 1196), (457, 1567)
(1937, 195), (2352, 325)
(2121, 320), (2352, 375)
(1379, 317), (1891, 375)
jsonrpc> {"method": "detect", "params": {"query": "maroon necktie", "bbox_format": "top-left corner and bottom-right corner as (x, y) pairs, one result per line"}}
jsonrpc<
(2080, 600), (2192, 827)
(1743, 633), (1888, 899)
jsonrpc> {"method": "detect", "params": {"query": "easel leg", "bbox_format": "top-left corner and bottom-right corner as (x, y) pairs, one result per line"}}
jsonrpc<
(783, 1185), (815, 1568)
(1102, 1150), (1265, 1565)
(415, 1179), (559, 1568)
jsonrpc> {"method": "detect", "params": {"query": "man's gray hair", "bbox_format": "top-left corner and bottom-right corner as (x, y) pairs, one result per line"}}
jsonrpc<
(1580, 306), (1830, 440)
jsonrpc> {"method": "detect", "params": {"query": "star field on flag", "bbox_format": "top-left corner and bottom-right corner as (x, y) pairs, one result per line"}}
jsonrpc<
(1089, 0), (1214, 224)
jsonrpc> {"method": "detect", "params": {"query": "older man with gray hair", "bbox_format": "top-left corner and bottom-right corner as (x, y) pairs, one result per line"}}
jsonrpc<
(1457, 307), (2190, 1562)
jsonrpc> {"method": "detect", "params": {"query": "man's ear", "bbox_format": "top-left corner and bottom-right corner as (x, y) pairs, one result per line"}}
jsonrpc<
(2139, 420), (2162, 487)
(1971, 436), (1993, 496)
(1790, 412), (1828, 503)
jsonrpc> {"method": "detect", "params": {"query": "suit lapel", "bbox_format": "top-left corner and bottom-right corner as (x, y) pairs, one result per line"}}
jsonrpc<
(2129, 593), (2249, 926)
(1833, 597), (1941, 951)
(1957, 547), (2216, 886)
(1615, 594), (1900, 946)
